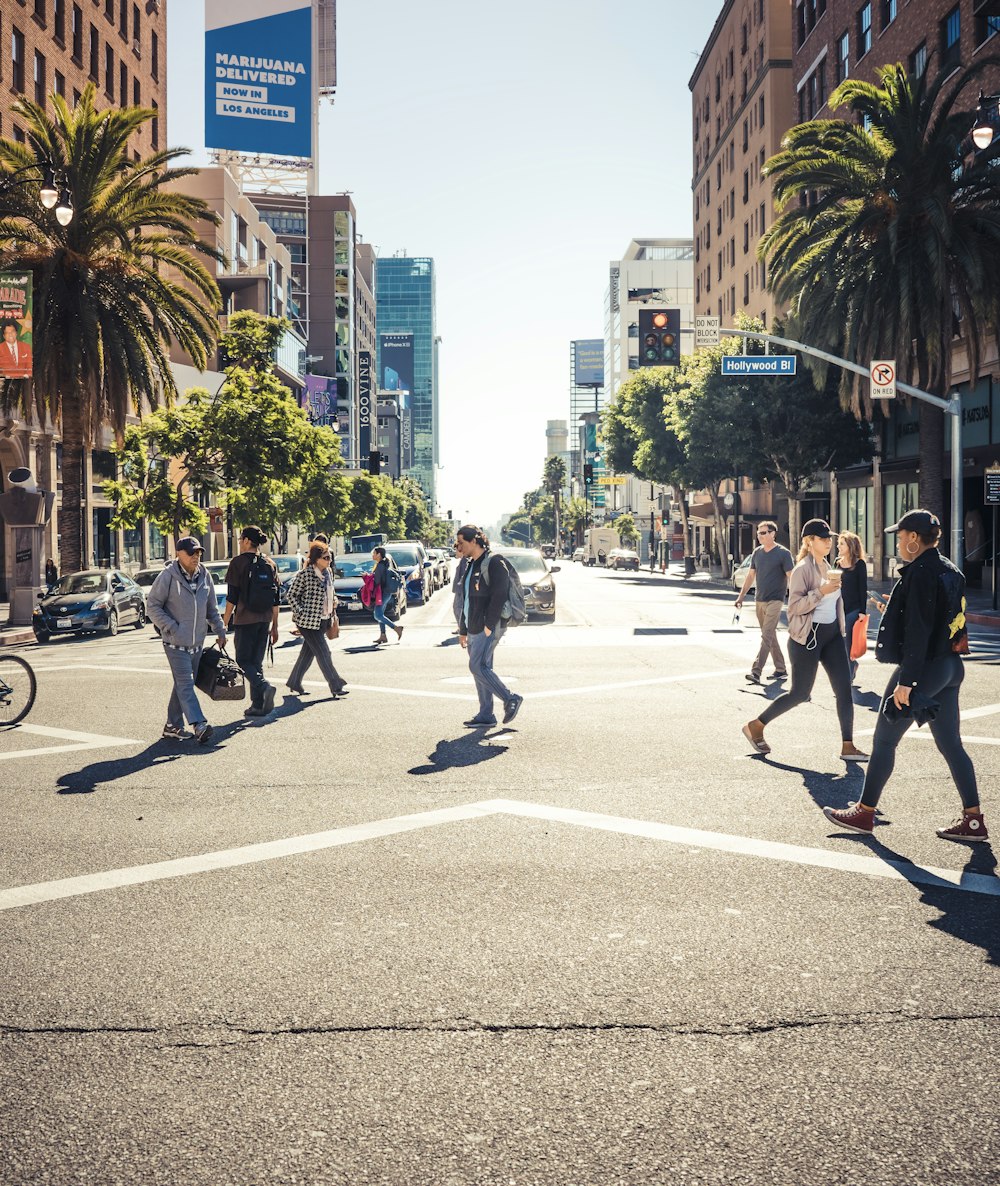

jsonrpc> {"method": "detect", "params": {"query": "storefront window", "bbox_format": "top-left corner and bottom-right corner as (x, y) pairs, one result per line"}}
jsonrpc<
(838, 486), (874, 557)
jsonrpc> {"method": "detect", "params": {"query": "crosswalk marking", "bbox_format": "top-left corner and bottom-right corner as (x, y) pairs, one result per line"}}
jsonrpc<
(0, 723), (140, 761)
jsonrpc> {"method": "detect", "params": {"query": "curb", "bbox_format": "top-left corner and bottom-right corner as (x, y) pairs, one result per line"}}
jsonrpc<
(0, 628), (35, 647)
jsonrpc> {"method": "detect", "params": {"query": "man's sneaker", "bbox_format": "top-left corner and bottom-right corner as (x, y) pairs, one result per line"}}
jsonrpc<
(262, 684), (276, 714)
(244, 705), (268, 718)
(936, 814), (989, 843)
(823, 803), (876, 835)
(745, 672), (762, 684)
(770, 671), (788, 680)
(840, 743), (870, 762)
(194, 722), (214, 746)
(162, 723), (190, 742)
(503, 694), (524, 725)
(464, 717), (496, 728)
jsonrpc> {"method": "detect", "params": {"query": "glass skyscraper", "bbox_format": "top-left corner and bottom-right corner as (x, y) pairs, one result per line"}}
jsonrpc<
(375, 256), (438, 505)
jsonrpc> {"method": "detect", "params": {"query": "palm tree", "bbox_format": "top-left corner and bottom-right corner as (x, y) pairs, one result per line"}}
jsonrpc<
(759, 59), (1000, 523)
(0, 85), (222, 572)
(542, 453), (566, 551)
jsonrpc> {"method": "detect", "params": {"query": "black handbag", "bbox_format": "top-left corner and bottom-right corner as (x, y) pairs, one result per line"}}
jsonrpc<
(196, 645), (246, 701)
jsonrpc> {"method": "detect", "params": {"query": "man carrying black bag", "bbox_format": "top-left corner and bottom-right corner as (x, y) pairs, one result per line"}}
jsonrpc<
(147, 537), (227, 744)
(224, 526), (281, 718)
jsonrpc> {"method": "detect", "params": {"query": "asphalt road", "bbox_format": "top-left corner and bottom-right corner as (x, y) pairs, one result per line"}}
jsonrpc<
(2, 561), (999, 1186)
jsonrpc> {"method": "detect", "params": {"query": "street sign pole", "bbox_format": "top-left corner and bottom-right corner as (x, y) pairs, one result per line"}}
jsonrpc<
(986, 463), (1000, 610)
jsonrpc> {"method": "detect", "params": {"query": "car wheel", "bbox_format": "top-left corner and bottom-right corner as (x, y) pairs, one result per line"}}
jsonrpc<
(107, 610), (119, 637)
(34, 630), (50, 643)
(134, 605), (146, 629)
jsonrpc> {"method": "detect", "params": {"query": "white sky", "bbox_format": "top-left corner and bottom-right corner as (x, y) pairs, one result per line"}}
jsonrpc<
(168, 0), (721, 524)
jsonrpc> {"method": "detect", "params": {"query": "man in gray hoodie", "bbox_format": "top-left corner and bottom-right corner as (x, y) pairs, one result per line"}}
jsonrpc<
(147, 536), (227, 743)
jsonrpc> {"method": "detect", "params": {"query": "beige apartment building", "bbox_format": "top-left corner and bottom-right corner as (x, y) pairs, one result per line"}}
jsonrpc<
(689, 0), (794, 328)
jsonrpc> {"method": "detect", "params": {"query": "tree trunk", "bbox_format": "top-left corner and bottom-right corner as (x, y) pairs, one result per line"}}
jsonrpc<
(784, 484), (804, 550)
(708, 482), (731, 579)
(553, 490), (561, 553)
(59, 397), (86, 574)
(917, 401), (945, 526)
(677, 487), (693, 570)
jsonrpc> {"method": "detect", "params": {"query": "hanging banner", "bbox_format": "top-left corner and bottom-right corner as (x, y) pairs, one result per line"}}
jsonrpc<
(0, 272), (33, 379)
(358, 349), (372, 461)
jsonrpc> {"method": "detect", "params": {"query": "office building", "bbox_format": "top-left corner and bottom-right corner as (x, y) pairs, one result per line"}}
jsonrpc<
(689, 0), (794, 326)
(375, 255), (438, 505)
(376, 396), (401, 480)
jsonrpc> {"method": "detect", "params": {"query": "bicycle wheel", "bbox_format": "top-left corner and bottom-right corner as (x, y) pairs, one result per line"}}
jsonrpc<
(0, 654), (37, 726)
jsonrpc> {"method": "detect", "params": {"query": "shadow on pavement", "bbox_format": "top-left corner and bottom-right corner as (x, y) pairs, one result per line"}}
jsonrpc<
(408, 731), (509, 776)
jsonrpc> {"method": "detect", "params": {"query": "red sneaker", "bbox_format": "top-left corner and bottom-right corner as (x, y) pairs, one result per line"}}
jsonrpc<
(823, 803), (876, 835)
(936, 814), (989, 843)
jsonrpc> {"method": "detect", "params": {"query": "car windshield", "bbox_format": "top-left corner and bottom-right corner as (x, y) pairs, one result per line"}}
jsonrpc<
(132, 571), (158, 586)
(497, 550), (547, 580)
(204, 563), (229, 580)
(273, 556), (301, 573)
(386, 545), (420, 568)
(54, 572), (106, 595)
(334, 556), (374, 578)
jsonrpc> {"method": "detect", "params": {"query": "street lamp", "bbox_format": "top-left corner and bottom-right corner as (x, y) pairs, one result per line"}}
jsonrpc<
(0, 161), (74, 224)
(972, 91), (1000, 151)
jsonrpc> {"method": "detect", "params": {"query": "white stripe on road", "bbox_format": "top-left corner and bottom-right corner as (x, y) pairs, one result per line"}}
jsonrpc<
(856, 700), (1000, 739)
(0, 724), (140, 762)
(2, 797), (996, 912)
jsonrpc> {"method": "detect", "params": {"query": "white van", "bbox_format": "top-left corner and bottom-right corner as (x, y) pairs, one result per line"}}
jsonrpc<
(582, 528), (620, 567)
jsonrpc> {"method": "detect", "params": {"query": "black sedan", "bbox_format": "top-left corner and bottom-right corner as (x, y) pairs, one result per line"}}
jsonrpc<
(494, 548), (559, 622)
(332, 555), (406, 622)
(33, 569), (147, 641)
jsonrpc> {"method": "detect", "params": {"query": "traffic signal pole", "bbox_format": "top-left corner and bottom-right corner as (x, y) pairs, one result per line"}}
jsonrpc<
(714, 327), (963, 571)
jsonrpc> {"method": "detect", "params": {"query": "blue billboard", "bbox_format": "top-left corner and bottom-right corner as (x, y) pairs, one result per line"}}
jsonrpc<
(573, 339), (604, 387)
(205, 0), (313, 158)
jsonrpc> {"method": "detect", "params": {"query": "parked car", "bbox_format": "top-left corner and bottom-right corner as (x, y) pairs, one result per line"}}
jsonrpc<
(132, 565), (168, 589)
(272, 553), (306, 606)
(33, 569), (147, 641)
(494, 547), (559, 622)
(732, 555), (754, 593)
(572, 547), (584, 563)
(425, 548), (450, 589)
(385, 541), (434, 604)
(607, 548), (640, 572)
(541, 544), (557, 560)
(332, 554), (406, 621)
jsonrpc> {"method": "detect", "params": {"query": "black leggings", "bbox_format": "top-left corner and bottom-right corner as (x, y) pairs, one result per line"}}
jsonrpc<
(758, 620), (854, 740)
(860, 654), (978, 810)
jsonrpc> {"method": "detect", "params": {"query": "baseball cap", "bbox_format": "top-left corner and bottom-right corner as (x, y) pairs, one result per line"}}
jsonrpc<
(800, 518), (832, 539)
(175, 536), (204, 556)
(885, 509), (940, 535)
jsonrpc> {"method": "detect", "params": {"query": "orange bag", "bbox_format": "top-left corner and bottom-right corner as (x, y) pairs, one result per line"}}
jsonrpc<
(850, 613), (869, 660)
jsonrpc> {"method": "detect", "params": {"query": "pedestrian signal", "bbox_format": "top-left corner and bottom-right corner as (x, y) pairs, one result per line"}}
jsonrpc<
(638, 308), (681, 367)
(583, 463), (594, 486)
(368, 450), (381, 476)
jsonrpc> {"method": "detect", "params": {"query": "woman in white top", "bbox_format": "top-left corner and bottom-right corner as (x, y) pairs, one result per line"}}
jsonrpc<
(742, 519), (868, 761)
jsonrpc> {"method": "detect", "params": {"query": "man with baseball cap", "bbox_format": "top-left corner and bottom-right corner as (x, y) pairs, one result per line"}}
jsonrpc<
(146, 536), (227, 744)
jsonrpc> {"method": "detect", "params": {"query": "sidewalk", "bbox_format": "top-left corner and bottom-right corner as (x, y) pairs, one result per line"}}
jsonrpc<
(0, 600), (36, 647)
(656, 562), (1000, 631)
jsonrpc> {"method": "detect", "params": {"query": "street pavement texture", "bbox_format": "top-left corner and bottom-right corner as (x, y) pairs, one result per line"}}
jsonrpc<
(2, 562), (999, 1186)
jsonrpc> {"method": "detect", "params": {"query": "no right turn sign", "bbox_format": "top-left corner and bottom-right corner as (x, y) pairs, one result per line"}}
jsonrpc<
(870, 360), (896, 400)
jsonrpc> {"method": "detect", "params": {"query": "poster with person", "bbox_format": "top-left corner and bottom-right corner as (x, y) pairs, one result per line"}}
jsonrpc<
(0, 272), (33, 379)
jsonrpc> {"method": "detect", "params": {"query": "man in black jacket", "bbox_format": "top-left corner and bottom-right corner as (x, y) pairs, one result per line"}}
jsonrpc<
(455, 524), (523, 728)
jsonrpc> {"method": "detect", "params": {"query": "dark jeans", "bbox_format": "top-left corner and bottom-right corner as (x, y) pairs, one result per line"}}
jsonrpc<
(288, 622), (345, 694)
(758, 619), (854, 740)
(860, 654), (978, 810)
(234, 621), (271, 708)
(467, 626), (511, 719)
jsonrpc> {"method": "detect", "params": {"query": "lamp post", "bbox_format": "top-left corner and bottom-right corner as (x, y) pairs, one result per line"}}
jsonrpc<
(972, 91), (1000, 151)
(0, 161), (74, 225)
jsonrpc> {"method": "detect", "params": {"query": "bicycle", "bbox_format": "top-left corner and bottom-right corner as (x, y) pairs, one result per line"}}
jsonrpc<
(0, 652), (37, 726)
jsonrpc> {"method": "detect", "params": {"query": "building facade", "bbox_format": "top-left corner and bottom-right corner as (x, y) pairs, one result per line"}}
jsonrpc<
(689, 0), (794, 327)
(374, 255), (438, 506)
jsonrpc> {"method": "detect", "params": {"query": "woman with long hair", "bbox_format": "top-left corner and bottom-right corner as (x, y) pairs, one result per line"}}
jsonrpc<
(836, 530), (868, 681)
(285, 541), (348, 699)
(824, 510), (986, 841)
(742, 519), (868, 762)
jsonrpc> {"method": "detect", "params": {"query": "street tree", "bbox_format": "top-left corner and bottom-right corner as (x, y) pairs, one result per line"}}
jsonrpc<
(759, 59), (1000, 523)
(561, 497), (589, 547)
(0, 85), (222, 571)
(543, 454), (567, 549)
(614, 512), (638, 548)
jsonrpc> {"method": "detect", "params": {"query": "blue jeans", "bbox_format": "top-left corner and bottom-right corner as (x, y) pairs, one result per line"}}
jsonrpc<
(467, 626), (511, 720)
(164, 645), (205, 728)
(373, 596), (394, 632)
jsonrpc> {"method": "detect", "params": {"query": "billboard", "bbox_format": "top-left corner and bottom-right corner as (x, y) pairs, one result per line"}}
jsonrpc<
(302, 374), (336, 428)
(205, 0), (313, 158)
(358, 349), (373, 460)
(0, 272), (33, 380)
(573, 339), (604, 387)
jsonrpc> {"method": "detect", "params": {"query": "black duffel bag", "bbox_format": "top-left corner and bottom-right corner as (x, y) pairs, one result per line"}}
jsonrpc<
(196, 644), (246, 701)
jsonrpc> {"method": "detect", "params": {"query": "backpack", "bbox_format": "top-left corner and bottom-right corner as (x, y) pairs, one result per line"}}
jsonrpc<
(244, 553), (277, 614)
(480, 552), (527, 626)
(385, 566), (404, 598)
(360, 571), (376, 608)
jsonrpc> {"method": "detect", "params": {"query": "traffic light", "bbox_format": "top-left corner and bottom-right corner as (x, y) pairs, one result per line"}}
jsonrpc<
(583, 463), (594, 487)
(638, 308), (681, 367)
(368, 450), (381, 476)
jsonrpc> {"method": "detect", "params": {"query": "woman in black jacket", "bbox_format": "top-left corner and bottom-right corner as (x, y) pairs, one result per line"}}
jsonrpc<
(823, 510), (985, 843)
(836, 530), (868, 680)
(371, 546), (404, 646)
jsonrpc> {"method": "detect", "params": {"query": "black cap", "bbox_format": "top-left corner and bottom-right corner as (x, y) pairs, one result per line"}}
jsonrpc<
(175, 536), (204, 556)
(800, 518), (832, 539)
(885, 509), (941, 535)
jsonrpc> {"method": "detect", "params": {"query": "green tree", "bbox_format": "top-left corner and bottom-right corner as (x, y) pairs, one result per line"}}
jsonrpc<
(0, 85), (222, 571)
(614, 512), (638, 547)
(561, 497), (589, 547)
(543, 454), (567, 547)
(759, 59), (1000, 522)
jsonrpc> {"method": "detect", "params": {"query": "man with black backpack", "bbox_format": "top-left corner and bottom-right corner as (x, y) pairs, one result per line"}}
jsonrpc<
(224, 526), (281, 718)
(455, 524), (524, 728)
